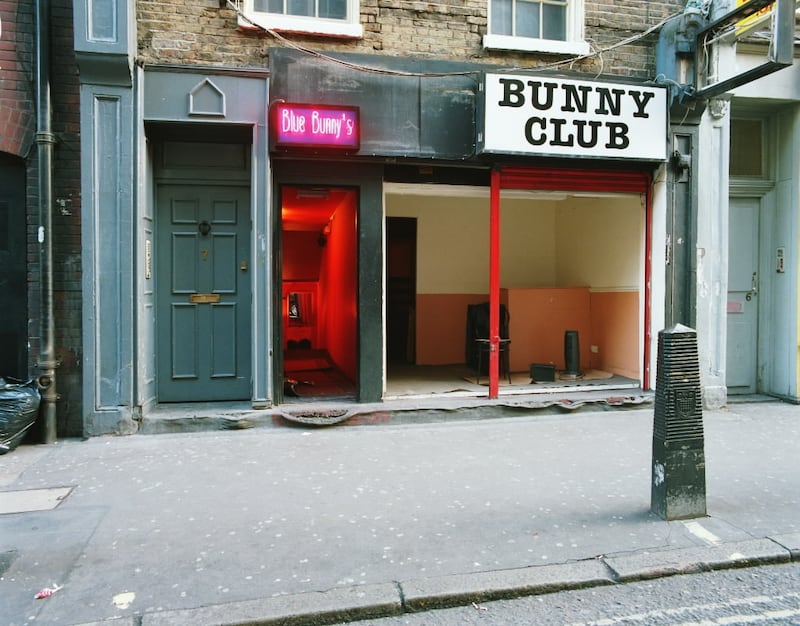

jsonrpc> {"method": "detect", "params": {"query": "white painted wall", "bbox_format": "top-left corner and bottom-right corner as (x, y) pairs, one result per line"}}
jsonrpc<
(555, 195), (643, 290)
(695, 101), (731, 409)
(650, 164), (668, 391)
(385, 189), (643, 294)
(385, 192), (559, 293)
(727, 51), (800, 401)
(732, 52), (800, 101)
(499, 199), (558, 288)
(765, 106), (800, 398)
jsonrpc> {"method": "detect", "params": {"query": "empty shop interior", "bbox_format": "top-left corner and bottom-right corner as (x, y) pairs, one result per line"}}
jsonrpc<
(279, 180), (645, 400)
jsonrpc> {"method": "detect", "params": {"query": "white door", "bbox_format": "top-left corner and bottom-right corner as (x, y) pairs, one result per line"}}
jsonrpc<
(726, 197), (760, 394)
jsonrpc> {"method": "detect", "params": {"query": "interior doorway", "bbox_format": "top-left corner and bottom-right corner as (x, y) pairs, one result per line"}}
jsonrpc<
(0, 154), (27, 379)
(280, 186), (358, 401)
(386, 217), (417, 364)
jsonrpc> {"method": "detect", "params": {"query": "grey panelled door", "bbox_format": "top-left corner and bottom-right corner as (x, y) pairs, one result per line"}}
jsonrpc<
(726, 197), (760, 394)
(157, 184), (251, 401)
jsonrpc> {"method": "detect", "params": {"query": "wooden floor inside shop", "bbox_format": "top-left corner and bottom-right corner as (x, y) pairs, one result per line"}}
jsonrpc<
(385, 363), (640, 399)
(282, 354), (640, 402)
(283, 349), (356, 400)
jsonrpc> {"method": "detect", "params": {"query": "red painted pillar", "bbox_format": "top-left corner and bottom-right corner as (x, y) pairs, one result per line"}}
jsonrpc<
(489, 168), (501, 399)
(643, 178), (653, 391)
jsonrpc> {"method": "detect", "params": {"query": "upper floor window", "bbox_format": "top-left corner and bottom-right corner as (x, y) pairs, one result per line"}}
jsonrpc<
(238, 0), (363, 38)
(484, 0), (589, 55)
(730, 118), (767, 179)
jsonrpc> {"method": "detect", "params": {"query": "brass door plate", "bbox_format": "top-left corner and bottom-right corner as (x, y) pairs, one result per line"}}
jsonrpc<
(189, 293), (221, 304)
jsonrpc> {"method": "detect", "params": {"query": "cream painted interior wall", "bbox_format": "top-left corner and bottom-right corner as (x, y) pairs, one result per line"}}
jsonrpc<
(555, 195), (643, 289)
(385, 194), (559, 293)
(499, 200), (558, 287)
(386, 191), (641, 292)
(385, 194), (489, 293)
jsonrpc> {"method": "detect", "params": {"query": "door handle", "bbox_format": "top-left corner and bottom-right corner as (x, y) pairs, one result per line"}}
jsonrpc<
(746, 272), (757, 301)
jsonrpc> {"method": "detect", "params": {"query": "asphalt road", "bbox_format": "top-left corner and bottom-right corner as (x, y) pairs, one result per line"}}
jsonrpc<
(353, 562), (800, 625)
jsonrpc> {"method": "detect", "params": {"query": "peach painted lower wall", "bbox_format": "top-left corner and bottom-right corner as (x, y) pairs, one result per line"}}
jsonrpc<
(589, 290), (639, 379)
(415, 294), (500, 365)
(505, 287), (592, 373)
(414, 289), (639, 379)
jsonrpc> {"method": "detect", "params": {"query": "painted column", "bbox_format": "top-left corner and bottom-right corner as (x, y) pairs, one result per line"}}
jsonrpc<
(489, 168), (501, 398)
(74, 0), (138, 434)
(694, 98), (730, 409)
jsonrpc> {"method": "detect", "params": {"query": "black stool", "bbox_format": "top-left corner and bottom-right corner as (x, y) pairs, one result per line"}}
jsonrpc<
(475, 338), (512, 385)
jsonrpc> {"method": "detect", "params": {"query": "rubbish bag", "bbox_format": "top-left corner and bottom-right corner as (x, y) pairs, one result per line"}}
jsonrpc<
(0, 377), (40, 454)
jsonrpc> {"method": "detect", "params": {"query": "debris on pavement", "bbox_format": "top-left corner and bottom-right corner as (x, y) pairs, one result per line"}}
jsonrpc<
(34, 584), (63, 599)
(0, 377), (40, 454)
(112, 591), (136, 609)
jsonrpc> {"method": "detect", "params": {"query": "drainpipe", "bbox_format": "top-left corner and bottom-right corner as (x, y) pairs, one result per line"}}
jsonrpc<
(35, 0), (58, 443)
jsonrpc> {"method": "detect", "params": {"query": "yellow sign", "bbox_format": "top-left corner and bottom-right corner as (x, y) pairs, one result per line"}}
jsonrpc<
(736, 0), (774, 36)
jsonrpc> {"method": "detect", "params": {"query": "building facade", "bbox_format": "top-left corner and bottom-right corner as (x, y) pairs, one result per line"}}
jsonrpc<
(726, 36), (800, 402)
(58, 0), (800, 435)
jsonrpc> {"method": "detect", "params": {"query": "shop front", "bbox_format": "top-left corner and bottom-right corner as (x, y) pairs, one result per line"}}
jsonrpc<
(70, 0), (799, 437)
(268, 49), (668, 406)
(78, 47), (672, 430)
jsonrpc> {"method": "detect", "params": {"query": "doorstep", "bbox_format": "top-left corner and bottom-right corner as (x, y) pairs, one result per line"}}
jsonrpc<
(138, 386), (653, 434)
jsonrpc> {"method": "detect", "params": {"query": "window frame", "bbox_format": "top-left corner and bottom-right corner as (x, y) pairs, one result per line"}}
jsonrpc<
(238, 0), (363, 38)
(729, 114), (774, 188)
(483, 0), (589, 55)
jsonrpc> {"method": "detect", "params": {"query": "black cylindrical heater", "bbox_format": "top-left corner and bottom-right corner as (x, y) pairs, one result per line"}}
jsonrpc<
(563, 330), (582, 377)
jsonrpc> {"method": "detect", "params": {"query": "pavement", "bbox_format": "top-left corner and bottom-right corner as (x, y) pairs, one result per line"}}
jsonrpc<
(0, 394), (799, 626)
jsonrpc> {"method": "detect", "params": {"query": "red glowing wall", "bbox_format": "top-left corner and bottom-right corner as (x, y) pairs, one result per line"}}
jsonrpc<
(317, 195), (358, 381)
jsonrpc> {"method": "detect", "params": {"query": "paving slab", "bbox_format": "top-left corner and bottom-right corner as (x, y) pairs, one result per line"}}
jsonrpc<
(0, 486), (73, 514)
(603, 537), (791, 582)
(0, 398), (798, 626)
(400, 559), (614, 612)
(141, 582), (402, 626)
(770, 532), (800, 559)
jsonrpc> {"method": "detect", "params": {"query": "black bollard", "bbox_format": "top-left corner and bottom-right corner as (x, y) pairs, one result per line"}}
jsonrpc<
(651, 324), (706, 520)
(563, 330), (582, 377)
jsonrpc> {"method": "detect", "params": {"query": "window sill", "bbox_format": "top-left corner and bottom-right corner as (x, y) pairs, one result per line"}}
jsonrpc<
(238, 13), (363, 38)
(483, 34), (590, 56)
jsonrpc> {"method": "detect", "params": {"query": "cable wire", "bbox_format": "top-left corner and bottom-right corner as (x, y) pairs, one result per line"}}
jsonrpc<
(225, 0), (683, 79)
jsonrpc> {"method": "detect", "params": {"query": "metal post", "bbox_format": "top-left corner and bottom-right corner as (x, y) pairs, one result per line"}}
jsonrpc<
(35, 0), (58, 443)
(651, 324), (706, 520)
(488, 168), (501, 399)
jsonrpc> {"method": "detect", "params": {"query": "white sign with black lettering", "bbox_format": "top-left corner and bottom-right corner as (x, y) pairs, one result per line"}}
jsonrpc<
(480, 73), (667, 161)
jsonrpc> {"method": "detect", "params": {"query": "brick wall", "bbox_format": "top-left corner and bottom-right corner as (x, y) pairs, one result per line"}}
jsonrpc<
(137, 0), (685, 78)
(1, 1), (82, 437)
(50, 0), (82, 436)
(0, 2), (36, 157)
(1, 1), (37, 393)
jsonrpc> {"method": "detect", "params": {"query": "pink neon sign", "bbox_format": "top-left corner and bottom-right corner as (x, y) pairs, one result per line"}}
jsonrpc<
(272, 103), (360, 151)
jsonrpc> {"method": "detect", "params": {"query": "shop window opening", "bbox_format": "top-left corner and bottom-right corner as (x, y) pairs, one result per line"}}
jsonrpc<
(280, 186), (358, 400)
(383, 172), (649, 399)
